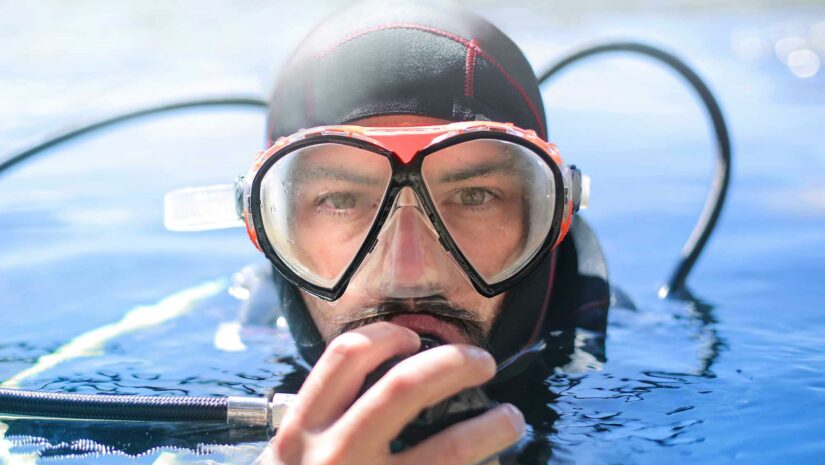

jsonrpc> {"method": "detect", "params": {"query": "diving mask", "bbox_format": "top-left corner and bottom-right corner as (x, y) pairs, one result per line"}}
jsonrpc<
(164, 121), (589, 301)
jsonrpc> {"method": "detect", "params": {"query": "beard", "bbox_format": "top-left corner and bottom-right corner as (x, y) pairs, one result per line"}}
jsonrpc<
(331, 295), (491, 351)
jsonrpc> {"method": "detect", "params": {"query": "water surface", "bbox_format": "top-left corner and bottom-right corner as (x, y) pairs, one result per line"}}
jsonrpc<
(1, 2), (824, 464)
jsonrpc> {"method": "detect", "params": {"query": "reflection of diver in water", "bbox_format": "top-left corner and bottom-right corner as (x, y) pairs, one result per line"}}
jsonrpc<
(0, 0), (730, 462)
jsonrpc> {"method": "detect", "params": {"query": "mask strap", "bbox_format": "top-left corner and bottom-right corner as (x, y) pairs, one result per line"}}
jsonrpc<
(164, 182), (244, 231)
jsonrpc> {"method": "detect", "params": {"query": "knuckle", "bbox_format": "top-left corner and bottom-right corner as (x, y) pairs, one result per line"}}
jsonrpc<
(272, 424), (297, 443)
(369, 320), (418, 342)
(325, 322), (416, 359)
(496, 404), (526, 441)
(314, 444), (347, 465)
(326, 332), (371, 358)
(279, 399), (310, 427)
(270, 427), (304, 463)
(475, 352), (497, 379)
(383, 370), (419, 397)
(452, 345), (496, 379)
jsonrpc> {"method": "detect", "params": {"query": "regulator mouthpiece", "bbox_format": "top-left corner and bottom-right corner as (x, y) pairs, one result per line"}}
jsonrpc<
(358, 335), (495, 452)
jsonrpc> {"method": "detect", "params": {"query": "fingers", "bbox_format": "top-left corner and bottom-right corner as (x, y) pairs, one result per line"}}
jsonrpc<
(396, 403), (525, 465)
(332, 343), (496, 446)
(285, 322), (420, 430)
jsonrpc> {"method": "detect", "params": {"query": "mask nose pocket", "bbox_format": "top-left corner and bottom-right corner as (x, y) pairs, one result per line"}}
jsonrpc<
(350, 187), (472, 300)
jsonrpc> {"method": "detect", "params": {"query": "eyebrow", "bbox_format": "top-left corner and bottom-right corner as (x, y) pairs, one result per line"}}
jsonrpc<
(434, 160), (523, 183)
(292, 166), (383, 185)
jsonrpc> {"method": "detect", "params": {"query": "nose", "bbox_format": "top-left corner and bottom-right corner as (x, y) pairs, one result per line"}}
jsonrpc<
(378, 187), (445, 298)
(387, 192), (430, 281)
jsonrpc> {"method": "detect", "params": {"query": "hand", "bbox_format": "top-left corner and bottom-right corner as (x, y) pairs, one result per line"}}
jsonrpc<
(254, 321), (525, 465)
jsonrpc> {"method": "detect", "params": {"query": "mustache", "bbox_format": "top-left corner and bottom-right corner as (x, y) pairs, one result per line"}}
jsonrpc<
(333, 296), (489, 350)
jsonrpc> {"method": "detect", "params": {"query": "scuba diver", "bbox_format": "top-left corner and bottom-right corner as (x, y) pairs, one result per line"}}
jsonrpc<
(0, 0), (732, 462)
(234, 1), (609, 463)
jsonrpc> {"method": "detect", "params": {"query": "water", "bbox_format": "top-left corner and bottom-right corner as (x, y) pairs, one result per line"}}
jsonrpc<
(1, 2), (824, 464)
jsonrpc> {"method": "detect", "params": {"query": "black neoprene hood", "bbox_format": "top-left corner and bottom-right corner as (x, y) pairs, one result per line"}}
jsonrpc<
(267, 0), (547, 142)
(265, 0), (609, 369)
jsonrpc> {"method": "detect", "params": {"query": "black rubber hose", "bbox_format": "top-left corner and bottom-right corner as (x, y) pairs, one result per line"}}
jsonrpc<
(0, 95), (269, 177)
(0, 388), (228, 422)
(0, 48), (731, 299)
(537, 41), (732, 299)
(0, 96), (268, 424)
(0, 41), (731, 423)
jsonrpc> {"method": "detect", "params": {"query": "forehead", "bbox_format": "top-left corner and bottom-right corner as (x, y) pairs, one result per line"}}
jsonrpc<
(350, 115), (453, 128)
(312, 116), (523, 168)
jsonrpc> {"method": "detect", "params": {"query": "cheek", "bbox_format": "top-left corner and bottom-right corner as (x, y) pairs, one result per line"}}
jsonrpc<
(456, 223), (523, 278)
(300, 289), (372, 342)
(301, 293), (338, 341)
(440, 289), (506, 333)
(293, 212), (366, 283)
(468, 293), (506, 329)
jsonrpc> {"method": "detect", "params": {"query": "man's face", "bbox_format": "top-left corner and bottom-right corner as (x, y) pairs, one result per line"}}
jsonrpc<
(295, 115), (517, 348)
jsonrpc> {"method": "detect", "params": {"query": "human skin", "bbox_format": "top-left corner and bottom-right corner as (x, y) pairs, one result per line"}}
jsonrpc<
(292, 115), (524, 345)
(256, 116), (526, 464)
(256, 323), (523, 465)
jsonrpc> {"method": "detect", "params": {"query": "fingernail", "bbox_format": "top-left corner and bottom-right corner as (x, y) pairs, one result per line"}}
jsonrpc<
(468, 347), (496, 374)
(468, 346), (494, 362)
(502, 403), (526, 436)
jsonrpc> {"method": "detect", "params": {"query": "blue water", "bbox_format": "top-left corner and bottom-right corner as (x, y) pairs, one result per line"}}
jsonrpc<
(2, 3), (825, 464)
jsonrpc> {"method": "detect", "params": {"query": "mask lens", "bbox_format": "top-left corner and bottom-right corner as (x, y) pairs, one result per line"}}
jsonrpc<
(259, 143), (392, 288)
(421, 138), (556, 285)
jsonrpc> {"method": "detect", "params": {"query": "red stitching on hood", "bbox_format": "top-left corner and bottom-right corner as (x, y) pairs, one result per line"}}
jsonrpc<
(464, 38), (478, 97)
(317, 22), (546, 139)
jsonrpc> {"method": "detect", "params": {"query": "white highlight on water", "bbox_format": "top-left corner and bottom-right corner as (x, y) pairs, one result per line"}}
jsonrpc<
(0, 278), (229, 462)
(1, 278), (227, 389)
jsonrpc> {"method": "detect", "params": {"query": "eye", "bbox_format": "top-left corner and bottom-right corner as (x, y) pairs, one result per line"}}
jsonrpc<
(317, 192), (357, 210)
(457, 188), (494, 206)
